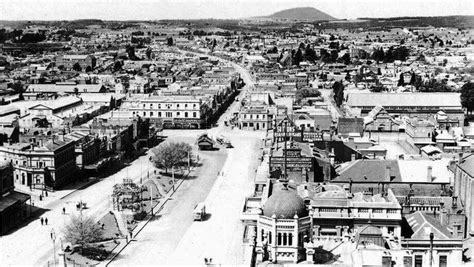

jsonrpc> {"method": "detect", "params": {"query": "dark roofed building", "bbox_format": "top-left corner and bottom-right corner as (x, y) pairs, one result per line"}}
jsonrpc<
(197, 133), (215, 151)
(337, 117), (364, 137)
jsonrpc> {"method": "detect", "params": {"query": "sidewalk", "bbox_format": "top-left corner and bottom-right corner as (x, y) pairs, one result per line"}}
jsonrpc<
(15, 177), (99, 210)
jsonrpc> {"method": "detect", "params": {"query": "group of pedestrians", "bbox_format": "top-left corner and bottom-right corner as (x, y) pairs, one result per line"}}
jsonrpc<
(39, 207), (67, 226)
(204, 258), (213, 265)
(39, 217), (48, 225)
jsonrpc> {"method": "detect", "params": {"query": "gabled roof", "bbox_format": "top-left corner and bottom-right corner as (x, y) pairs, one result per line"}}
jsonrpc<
(405, 211), (452, 240)
(457, 154), (474, 178)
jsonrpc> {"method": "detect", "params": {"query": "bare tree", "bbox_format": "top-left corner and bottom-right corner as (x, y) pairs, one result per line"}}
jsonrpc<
(63, 214), (103, 250)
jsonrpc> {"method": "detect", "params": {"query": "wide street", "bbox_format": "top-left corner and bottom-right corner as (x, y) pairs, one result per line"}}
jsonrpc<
(0, 52), (262, 266)
(110, 53), (265, 265)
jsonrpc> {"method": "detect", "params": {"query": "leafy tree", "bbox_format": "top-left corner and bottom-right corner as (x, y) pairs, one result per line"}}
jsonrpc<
(461, 82), (474, 114)
(145, 47), (152, 59)
(72, 62), (82, 72)
(330, 50), (339, 62)
(113, 61), (122, 72)
(267, 46), (278, 54)
(340, 53), (351, 65)
(293, 49), (303, 66)
(332, 81), (345, 107)
(63, 214), (103, 250)
(398, 73), (405, 86)
(152, 142), (192, 174)
(126, 45), (138, 60)
(420, 79), (451, 92)
(110, 96), (116, 109)
(296, 88), (321, 104)
(304, 44), (317, 62)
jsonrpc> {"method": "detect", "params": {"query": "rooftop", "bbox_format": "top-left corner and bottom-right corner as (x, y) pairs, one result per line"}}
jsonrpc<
(347, 92), (462, 108)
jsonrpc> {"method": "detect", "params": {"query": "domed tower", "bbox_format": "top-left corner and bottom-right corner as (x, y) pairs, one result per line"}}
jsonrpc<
(256, 182), (311, 264)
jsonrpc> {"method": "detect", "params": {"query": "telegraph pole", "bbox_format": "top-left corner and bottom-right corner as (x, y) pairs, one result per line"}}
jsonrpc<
(283, 120), (288, 181)
(429, 232), (434, 267)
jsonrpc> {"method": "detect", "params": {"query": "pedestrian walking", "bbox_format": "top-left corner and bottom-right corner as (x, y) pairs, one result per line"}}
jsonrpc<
(50, 231), (53, 239)
(204, 258), (208, 265)
(45, 217), (48, 225)
(40, 217), (44, 225)
(62, 207), (66, 215)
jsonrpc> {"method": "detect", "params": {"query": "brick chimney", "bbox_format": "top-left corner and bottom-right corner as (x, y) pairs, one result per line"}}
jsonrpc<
(385, 166), (391, 181)
(440, 201), (448, 226)
(427, 166), (433, 182)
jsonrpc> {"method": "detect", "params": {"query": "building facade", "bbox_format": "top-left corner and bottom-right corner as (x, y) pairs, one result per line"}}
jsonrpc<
(0, 139), (77, 191)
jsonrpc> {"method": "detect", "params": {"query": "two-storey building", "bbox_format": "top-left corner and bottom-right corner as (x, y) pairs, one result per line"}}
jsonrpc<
(0, 138), (77, 191)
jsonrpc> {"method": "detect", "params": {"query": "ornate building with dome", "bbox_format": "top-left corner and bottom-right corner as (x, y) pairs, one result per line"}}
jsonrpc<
(255, 181), (312, 264)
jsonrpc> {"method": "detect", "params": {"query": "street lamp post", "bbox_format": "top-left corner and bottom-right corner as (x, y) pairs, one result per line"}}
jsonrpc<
(172, 166), (175, 192)
(187, 151), (191, 172)
(150, 185), (154, 217)
(51, 229), (56, 264)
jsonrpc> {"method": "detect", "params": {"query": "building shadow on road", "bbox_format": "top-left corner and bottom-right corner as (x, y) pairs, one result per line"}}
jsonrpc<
(1, 205), (50, 236)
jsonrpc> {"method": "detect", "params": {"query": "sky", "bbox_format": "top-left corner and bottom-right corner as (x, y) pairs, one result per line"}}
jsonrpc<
(1, 0), (473, 21)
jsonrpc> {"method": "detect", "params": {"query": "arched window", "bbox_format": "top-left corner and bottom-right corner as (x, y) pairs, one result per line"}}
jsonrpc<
(268, 231), (272, 244)
(283, 233), (287, 246)
(288, 233), (293, 246)
(277, 233), (282, 245)
(261, 230), (265, 241)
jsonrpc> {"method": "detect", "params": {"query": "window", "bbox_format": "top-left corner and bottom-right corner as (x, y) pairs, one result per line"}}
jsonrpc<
(193, 112), (197, 118)
(185, 112), (188, 118)
(158, 112), (162, 117)
(439, 255), (447, 267)
(414, 255), (423, 267)
(177, 112), (180, 116)
(166, 112), (172, 118)
(150, 112), (154, 116)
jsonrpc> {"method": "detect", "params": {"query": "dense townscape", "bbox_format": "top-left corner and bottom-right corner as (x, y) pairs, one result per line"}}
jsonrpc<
(0, 4), (474, 267)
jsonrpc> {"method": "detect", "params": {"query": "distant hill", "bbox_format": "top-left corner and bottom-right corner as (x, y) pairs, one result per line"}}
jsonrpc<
(267, 7), (336, 21)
